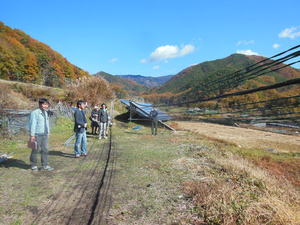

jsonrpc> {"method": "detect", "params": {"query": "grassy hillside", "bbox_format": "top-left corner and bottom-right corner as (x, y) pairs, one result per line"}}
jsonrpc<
(0, 76), (114, 109)
(0, 79), (66, 109)
(0, 21), (88, 87)
(95, 71), (146, 97)
(157, 54), (300, 94)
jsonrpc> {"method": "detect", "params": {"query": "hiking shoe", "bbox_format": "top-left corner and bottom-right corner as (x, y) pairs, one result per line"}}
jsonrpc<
(81, 153), (87, 157)
(31, 166), (38, 171)
(43, 166), (54, 171)
(75, 154), (80, 158)
(98, 136), (102, 140)
(104, 136), (108, 139)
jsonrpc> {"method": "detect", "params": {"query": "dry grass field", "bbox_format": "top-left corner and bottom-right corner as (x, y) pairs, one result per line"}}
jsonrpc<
(176, 121), (300, 153)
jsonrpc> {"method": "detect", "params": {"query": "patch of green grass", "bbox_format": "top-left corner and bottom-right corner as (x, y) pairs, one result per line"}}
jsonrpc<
(49, 117), (74, 144)
(10, 219), (22, 225)
(226, 145), (299, 162)
(109, 124), (195, 224)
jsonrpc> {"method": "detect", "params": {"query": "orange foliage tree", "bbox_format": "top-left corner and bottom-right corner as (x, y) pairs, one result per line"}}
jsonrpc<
(66, 76), (115, 106)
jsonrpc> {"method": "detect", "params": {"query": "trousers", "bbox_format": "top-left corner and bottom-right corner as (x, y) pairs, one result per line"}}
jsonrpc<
(151, 120), (158, 135)
(74, 130), (87, 155)
(99, 122), (107, 137)
(30, 135), (49, 167)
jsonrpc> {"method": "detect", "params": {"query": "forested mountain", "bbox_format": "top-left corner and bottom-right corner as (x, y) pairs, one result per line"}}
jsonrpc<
(157, 54), (300, 94)
(117, 74), (173, 87)
(94, 71), (146, 97)
(143, 54), (300, 105)
(0, 21), (88, 87)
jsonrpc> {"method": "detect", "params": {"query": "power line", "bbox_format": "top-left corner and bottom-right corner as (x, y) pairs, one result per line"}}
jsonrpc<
(225, 95), (300, 109)
(160, 95), (300, 111)
(157, 78), (300, 107)
(197, 58), (300, 96)
(200, 46), (300, 89)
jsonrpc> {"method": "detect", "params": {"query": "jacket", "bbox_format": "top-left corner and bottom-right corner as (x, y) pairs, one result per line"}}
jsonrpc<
(74, 108), (87, 133)
(99, 109), (109, 123)
(29, 108), (50, 136)
(90, 109), (100, 122)
(150, 109), (158, 121)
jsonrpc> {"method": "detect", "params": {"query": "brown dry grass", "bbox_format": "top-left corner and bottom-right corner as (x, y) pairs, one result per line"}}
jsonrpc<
(176, 121), (300, 153)
(168, 121), (180, 130)
(12, 83), (65, 102)
(0, 83), (33, 109)
(0, 79), (67, 108)
(254, 158), (300, 187)
(176, 121), (300, 188)
(181, 142), (300, 225)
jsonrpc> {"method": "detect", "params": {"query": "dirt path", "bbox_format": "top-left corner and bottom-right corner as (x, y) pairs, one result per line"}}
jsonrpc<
(176, 121), (300, 153)
(28, 133), (115, 225)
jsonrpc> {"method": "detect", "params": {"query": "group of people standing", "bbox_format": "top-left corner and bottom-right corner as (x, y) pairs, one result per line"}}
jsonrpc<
(28, 98), (158, 171)
(28, 98), (110, 171)
(90, 104), (110, 139)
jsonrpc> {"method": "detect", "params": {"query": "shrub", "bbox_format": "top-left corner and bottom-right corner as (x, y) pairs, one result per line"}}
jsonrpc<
(66, 76), (115, 106)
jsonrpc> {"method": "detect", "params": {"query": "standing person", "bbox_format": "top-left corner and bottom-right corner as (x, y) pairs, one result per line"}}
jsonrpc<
(28, 98), (53, 171)
(74, 100), (88, 157)
(99, 103), (109, 139)
(90, 105), (100, 135)
(150, 108), (158, 136)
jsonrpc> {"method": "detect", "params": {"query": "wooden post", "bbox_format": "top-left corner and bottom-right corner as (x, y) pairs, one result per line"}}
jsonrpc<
(129, 101), (133, 122)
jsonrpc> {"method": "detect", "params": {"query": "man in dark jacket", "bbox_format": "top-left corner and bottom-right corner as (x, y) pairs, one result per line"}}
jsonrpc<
(99, 103), (109, 139)
(150, 108), (158, 135)
(74, 100), (88, 157)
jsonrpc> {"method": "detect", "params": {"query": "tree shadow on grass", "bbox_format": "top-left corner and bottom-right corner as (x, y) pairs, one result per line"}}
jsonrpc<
(48, 151), (75, 158)
(49, 150), (75, 158)
(115, 112), (152, 127)
(0, 159), (30, 169)
(114, 112), (130, 123)
(124, 131), (146, 135)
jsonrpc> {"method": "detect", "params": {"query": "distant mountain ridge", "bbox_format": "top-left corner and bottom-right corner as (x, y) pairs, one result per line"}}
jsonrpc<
(94, 71), (146, 97)
(117, 74), (173, 87)
(0, 21), (88, 87)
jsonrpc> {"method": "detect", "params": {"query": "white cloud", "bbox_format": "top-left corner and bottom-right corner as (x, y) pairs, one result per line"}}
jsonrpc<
(150, 45), (179, 60)
(152, 65), (160, 70)
(236, 40), (255, 46)
(179, 44), (196, 56)
(109, 58), (118, 63)
(236, 49), (260, 56)
(141, 44), (195, 63)
(279, 26), (300, 39)
(272, 43), (280, 49)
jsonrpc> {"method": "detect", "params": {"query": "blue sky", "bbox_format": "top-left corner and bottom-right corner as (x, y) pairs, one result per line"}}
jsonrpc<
(1, 0), (300, 76)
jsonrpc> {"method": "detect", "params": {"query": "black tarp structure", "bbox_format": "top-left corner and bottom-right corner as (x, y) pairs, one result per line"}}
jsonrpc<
(120, 99), (175, 131)
(120, 99), (172, 121)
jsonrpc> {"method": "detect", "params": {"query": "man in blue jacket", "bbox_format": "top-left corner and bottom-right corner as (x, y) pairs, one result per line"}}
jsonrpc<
(28, 98), (53, 171)
(74, 100), (88, 157)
